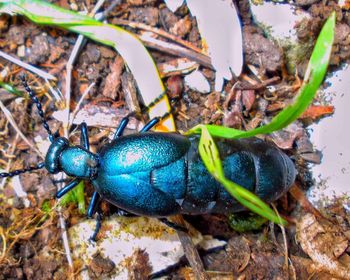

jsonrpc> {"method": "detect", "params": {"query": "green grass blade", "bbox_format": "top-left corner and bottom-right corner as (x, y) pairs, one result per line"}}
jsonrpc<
(199, 126), (286, 225)
(187, 12), (336, 139)
(0, 81), (23, 97)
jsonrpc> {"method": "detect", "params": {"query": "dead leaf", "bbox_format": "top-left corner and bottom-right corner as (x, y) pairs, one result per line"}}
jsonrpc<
(296, 213), (350, 279)
(102, 56), (124, 100)
(300, 105), (334, 120)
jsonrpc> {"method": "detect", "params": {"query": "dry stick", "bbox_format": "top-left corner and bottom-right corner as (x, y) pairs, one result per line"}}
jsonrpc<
(138, 33), (213, 70)
(235, 76), (281, 91)
(0, 100), (43, 158)
(57, 210), (73, 269)
(4, 135), (31, 207)
(112, 19), (204, 55)
(0, 50), (56, 81)
(271, 203), (289, 273)
(289, 183), (324, 219)
(69, 82), (95, 128)
(45, 79), (64, 104)
(171, 215), (209, 280)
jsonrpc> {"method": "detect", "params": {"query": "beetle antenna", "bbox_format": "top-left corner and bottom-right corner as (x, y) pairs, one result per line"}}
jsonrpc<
(20, 76), (54, 142)
(124, 90), (168, 119)
(0, 162), (45, 178)
(143, 90), (168, 112)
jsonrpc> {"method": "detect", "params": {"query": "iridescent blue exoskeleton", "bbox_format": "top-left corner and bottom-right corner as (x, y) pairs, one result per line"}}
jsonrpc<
(1, 78), (296, 238)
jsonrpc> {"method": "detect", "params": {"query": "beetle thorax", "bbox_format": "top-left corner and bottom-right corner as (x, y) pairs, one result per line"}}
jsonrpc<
(45, 137), (99, 179)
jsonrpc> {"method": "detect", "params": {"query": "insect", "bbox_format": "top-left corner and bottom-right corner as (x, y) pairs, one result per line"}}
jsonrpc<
(1, 78), (296, 232)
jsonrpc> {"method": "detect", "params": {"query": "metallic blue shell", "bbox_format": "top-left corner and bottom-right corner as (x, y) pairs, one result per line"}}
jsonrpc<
(92, 133), (296, 217)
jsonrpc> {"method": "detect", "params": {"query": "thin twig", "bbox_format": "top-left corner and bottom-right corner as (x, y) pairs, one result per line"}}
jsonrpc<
(69, 82), (95, 128)
(45, 78), (64, 103)
(171, 215), (209, 280)
(0, 226), (6, 261)
(289, 184), (324, 219)
(0, 135), (18, 190)
(58, 206), (74, 268)
(95, 0), (122, 21)
(0, 99), (43, 158)
(65, 35), (83, 135)
(138, 33), (213, 70)
(235, 76), (281, 90)
(112, 18), (204, 55)
(5, 135), (30, 207)
(0, 50), (56, 81)
(271, 203), (289, 272)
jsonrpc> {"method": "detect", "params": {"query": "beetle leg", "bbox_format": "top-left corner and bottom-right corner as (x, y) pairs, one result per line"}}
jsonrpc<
(89, 211), (102, 242)
(80, 122), (90, 150)
(158, 218), (188, 233)
(140, 117), (160, 132)
(113, 117), (129, 139)
(87, 191), (100, 218)
(56, 178), (81, 198)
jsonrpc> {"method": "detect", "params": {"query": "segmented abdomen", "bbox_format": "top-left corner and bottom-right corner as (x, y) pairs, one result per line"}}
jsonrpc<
(152, 136), (296, 214)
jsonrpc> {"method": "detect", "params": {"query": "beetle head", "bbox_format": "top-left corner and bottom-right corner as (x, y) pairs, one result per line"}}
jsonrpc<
(45, 137), (99, 179)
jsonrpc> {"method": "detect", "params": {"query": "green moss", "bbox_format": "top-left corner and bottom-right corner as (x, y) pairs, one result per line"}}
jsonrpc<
(228, 212), (268, 233)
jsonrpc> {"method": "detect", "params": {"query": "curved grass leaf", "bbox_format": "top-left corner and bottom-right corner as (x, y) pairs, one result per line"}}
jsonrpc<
(188, 12), (336, 224)
(199, 126), (286, 224)
(0, 0), (175, 131)
(187, 12), (335, 138)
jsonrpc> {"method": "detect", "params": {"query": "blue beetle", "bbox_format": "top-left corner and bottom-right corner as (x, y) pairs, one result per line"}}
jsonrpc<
(0, 79), (296, 229)
(46, 127), (296, 219)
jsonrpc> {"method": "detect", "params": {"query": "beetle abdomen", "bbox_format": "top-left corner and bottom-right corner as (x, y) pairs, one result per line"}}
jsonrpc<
(93, 133), (296, 217)
(153, 136), (296, 215)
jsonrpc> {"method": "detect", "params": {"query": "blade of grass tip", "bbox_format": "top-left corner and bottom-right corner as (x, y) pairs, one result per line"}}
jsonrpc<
(186, 12), (336, 139)
(222, 178), (286, 225)
(0, 81), (23, 97)
(198, 126), (285, 224)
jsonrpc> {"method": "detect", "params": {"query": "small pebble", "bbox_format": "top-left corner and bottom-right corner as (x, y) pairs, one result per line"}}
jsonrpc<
(17, 45), (25, 57)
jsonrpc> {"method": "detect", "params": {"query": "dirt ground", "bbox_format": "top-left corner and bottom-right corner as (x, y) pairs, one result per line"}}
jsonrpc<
(0, 0), (349, 279)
